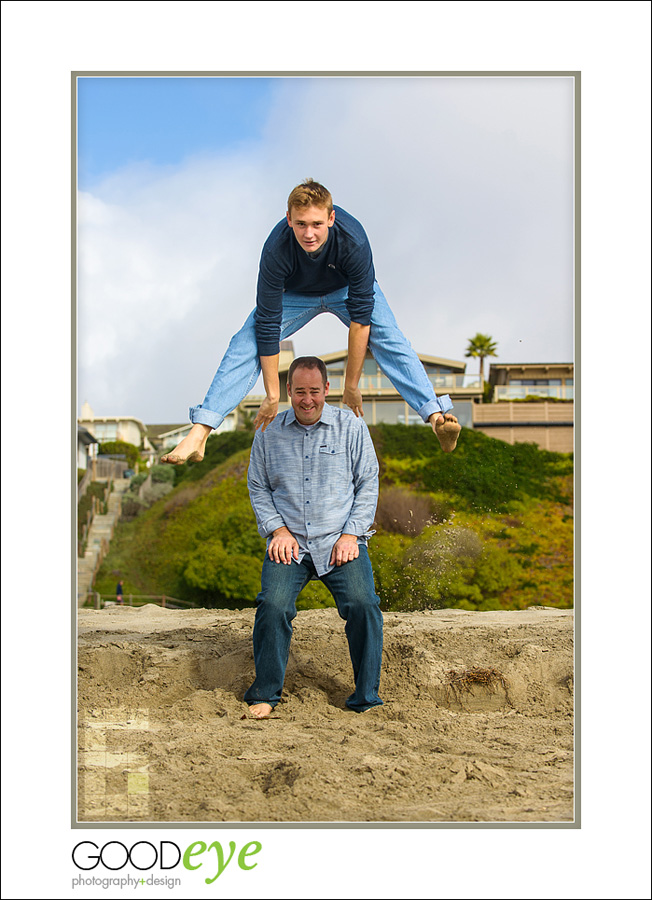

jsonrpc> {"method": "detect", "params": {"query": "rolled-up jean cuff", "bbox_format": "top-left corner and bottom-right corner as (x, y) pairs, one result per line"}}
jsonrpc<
(419, 394), (453, 422)
(189, 406), (224, 429)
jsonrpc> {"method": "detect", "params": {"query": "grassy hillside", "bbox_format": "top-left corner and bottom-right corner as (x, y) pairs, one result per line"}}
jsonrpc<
(94, 425), (573, 612)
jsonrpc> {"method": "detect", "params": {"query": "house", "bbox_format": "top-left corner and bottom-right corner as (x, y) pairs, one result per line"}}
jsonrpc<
(79, 402), (154, 449)
(238, 342), (483, 428)
(147, 415), (237, 454)
(77, 425), (98, 471)
(471, 363), (574, 452)
(488, 363), (574, 402)
(78, 402), (158, 467)
(145, 423), (189, 450)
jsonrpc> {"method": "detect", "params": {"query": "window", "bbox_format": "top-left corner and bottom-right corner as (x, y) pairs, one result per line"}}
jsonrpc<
(326, 368), (344, 390)
(362, 401), (374, 421)
(375, 401), (408, 424)
(449, 401), (473, 428)
(423, 364), (453, 375)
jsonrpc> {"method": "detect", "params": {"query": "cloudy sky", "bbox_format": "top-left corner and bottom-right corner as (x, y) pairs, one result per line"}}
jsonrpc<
(77, 74), (575, 423)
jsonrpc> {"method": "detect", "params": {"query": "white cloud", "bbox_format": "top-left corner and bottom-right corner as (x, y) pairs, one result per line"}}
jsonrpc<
(77, 76), (574, 422)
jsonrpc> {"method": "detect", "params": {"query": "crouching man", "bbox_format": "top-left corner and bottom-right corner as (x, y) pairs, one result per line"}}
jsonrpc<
(245, 355), (383, 718)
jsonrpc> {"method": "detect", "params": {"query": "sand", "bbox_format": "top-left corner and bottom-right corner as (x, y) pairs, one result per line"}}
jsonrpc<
(77, 604), (574, 824)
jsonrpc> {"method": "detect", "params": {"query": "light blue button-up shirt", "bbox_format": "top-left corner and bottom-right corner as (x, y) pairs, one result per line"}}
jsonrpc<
(247, 403), (379, 576)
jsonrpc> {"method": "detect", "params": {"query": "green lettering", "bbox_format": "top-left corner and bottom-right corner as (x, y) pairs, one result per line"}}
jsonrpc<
(182, 841), (206, 871)
(204, 841), (237, 885)
(238, 841), (262, 871)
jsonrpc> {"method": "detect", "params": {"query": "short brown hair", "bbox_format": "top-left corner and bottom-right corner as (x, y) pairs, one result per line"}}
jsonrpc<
(287, 179), (333, 215)
(288, 356), (328, 387)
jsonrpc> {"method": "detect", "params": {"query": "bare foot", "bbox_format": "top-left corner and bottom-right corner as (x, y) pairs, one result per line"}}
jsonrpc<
(161, 423), (211, 465)
(248, 703), (273, 719)
(430, 413), (461, 453)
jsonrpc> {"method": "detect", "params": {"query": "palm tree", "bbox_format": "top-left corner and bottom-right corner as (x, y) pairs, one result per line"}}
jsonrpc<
(465, 333), (498, 392)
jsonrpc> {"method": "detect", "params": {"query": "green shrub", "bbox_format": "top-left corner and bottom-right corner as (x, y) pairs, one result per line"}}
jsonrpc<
(296, 580), (336, 610)
(473, 544), (523, 597)
(98, 441), (140, 469)
(368, 533), (413, 604)
(399, 526), (484, 610)
(97, 425), (573, 612)
(121, 494), (148, 521)
(141, 482), (174, 504)
(369, 524), (524, 612)
(218, 503), (267, 557)
(369, 424), (572, 511)
(78, 482), (108, 538)
(171, 431), (254, 485)
(123, 476), (173, 517)
(129, 473), (148, 491)
(183, 540), (261, 603)
(150, 464), (175, 484)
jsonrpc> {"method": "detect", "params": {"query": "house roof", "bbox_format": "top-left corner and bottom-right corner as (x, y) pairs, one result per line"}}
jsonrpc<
(489, 362), (574, 371)
(77, 425), (98, 445)
(279, 349), (466, 373)
(145, 424), (188, 439)
(77, 413), (150, 436)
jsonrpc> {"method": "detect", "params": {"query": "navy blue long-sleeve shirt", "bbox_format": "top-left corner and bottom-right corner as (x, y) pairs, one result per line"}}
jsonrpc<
(254, 205), (376, 356)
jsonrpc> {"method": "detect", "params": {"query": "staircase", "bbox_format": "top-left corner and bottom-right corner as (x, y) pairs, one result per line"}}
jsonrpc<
(77, 478), (130, 607)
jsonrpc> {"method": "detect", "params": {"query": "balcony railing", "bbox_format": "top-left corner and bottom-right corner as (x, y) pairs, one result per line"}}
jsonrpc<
(494, 385), (574, 401)
(326, 373), (482, 392)
(428, 373), (482, 390)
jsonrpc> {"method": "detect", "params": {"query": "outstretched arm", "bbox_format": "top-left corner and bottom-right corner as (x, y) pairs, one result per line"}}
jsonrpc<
(342, 322), (370, 417)
(254, 353), (280, 431)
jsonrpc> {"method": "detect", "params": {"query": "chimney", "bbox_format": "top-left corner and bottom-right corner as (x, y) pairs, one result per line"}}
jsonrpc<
(279, 340), (295, 370)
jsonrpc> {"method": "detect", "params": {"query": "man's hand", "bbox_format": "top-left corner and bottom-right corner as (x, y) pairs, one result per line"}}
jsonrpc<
(254, 396), (279, 431)
(342, 386), (364, 417)
(330, 534), (360, 567)
(268, 527), (299, 565)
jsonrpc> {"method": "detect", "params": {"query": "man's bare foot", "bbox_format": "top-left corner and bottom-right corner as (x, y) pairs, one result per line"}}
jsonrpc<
(430, 413), (461, 453)
(248, 703), (273, 719)
(161, 423), (211, 465)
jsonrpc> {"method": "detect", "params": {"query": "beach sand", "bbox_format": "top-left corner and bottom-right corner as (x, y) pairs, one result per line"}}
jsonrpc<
(77, 605), (574, 823)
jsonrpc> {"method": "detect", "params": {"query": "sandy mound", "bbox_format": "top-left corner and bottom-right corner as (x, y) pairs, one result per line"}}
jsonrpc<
(77, 605), (574, 823)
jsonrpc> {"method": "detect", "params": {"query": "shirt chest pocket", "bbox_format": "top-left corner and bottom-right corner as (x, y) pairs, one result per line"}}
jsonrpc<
(318, 444), (349, 486)
(318, 444), (346, 457)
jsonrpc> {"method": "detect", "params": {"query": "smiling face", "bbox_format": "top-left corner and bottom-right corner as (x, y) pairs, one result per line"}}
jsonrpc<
(286, 203), (335, 254)
(288, 365), (330, 426)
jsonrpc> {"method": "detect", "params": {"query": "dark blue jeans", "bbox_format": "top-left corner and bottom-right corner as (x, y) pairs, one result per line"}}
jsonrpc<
(244, 546), (384, 712)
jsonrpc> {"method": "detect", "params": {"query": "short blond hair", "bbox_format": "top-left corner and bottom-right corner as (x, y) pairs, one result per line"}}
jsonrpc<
(287, 178), (333, 215)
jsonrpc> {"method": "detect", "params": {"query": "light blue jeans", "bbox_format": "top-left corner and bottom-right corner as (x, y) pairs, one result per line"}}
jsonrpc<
(190, 282), (453, 428)
(244, 548), (384, 713)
